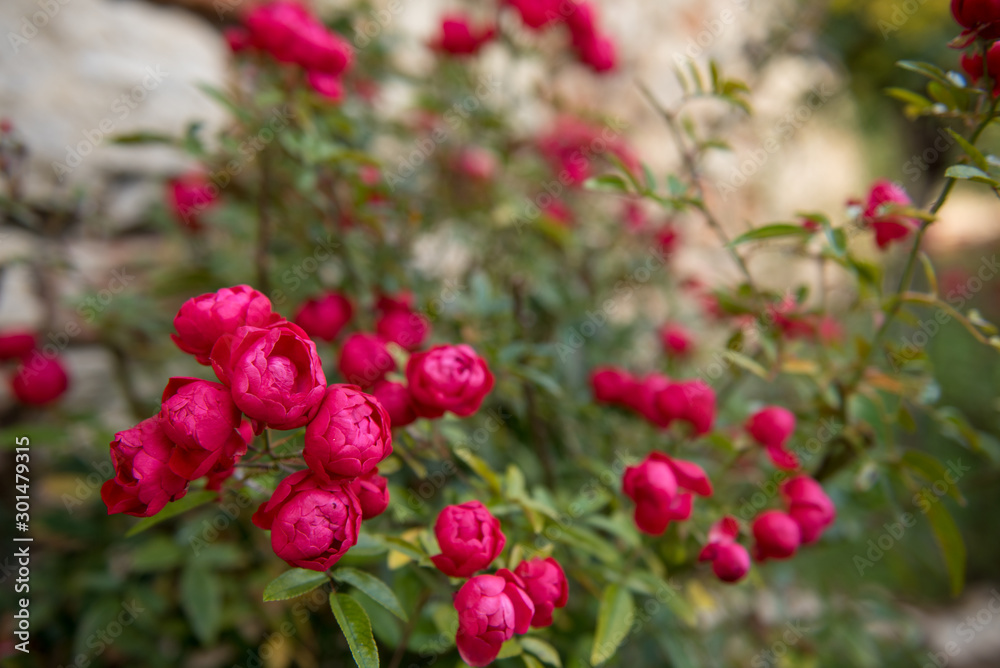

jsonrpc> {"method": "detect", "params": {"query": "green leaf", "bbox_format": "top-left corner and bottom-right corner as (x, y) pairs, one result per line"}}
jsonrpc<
(728, 223), (812, 246)
(520, 637), (562, 668)
(111, 131), (176, 145)
(263, 568), (329, 602)
(945, 128), (990, 172)
(454, 447), (502, 493)
(125, 491), (217, 537)
(884, 87), (934, 114)
(896, 60), (952, 86)
(590, 584), (635, 666)
(522, 656), (545, 668)
(582, 174), (629, 193)
(332, 568), (408, 621)
(198, 83), (254, 123)
(180, 566), (221, 646)
(725, 351), (768, 378)
(497, 639), (523, 659)
(924, 502), (966, 597)
(330, 592), (380, 668)
(919, 252), (939, 296)
(945, 165), (999, 186)
(900, 451), (965, 505)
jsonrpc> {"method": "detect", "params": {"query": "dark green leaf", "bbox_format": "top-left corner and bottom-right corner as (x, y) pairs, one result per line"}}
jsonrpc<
(180, 566), (222, 646)
(590, 584), (635, 666)
(924, 502), (966, 597)
(729, 224), (812, 246)
(263, 568), (329, 602)
(332, 568), (408, 621)
(330, 593), (380, 668)
(125, 491), (217, 537)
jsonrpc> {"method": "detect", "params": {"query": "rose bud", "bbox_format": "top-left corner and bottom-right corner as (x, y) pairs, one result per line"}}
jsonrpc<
(376, 309), (430, 351)
(454, 573), (534, 667)
(406, 344), (494, 418)
(628, 373), (672, 425)
(338, 333), (396, 388)
(431, 13), (495, 56)
(622, 452), (712, 535)
(574, 32), (617, 73)
(513, 557), (569, 627)
(431, 500), (505, 577)
(752, 510), (801, 561)
(655, 224), (679, 256)
(0, 330), (36, 361)
(376, 292), (414, 313)
(245, 1), (314, 63)
(226, 323), (327, 430)
(293, 292), (353, 342)
(166, 172), (218, 232)
(659, 323), (693, 357)
(224, 26), (252, 53)
(372, 380), (418, 428)
(10, 352), (69, 406)
(159, 377), (249, 480)
(454, 146), (498, 182)
(861, 179), (918, 251)
(745, 406), (799, 470)
(590, 366), (634, 405)
(506, 0), (565, 30)
(951, 0), (1000, 36)
(654, 380), (716, 435)
(350, 469), (390, 519)
(252, 470), (362, 571)
(698, 516), (750, 583)
(303, 384), (392, 480)
(541, 198), (573, 226)
(307, 71), (345, 102)
(293, 21), (353, 76)
(781, 476), (836, 544)
(101, 417), (190, 517)
(171, 285), (280, 364)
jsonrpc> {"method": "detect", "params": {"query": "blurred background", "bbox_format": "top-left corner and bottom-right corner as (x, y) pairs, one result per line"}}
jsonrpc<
(3, 0), (1000, 666)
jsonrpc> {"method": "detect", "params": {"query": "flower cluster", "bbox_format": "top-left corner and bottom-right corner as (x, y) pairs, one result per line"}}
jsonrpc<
(431, 0), (618, 72)
(752, 476), (836, 561)
(431, 501), (569, 666)
(227, 1), (354, 101)
(590, 367), (717, 435)
(0, 329), (69, 406)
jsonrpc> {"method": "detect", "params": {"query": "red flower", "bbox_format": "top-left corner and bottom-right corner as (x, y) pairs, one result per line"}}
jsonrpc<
(306, 72), (345, 101)
(431, 13), (495, 56)
(506, 0), (566, 30)
(159, 377), (249, 480)
(590, 366), (635, 405)
(338, 333), (396, 388)
(861, 179), (918, 250)
(745, 406), (799, 470)
(406, 344), (494, 418)
(623, 451), (712, 535)
(10, 351), (69, 405)
(172, 285), (280, 365)
(752, 510), (801, 561)
(303, 384), (392, 480)
(371, 380), (418, 428)
(454, 573), (534, 667)
(167, 173), (218, 232)
(659, 323), (694, 357)
(0, 330), (36, 361)
(102, 417), (190, 517)
(224, 26), (252, 53)
(350, 469), (390, 519)
(513, 557), (569, 627)
(455, 146), (498, 181)
(431, 501), (506, 577)
(252, 470), (361, 571)
(222, 323), (327, 430)
(781, 476), (835, 544)
(376, 309), (430, 352)
(537, 117), (637, 186)
(698, 516), (750, 583)
(655, 225), (680, 256)
(293, 292), (353, 342)
(653, 379), (716, 435)
(951, 0), (1000, 37)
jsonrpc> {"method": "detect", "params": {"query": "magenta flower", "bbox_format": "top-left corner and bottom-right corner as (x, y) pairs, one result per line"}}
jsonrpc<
(745, 406), (799, 470)
(781, 476), (836, 544)
(698, 516), (750, 583)
(350, 469), (390, 520)
(159, 377), (248, 480)
(454, 572), (534, 667)
(338, 333), (395, 389)
(171, 285), (279, 364)
(431, 13), (495, 56)
(101, 417), (189, 517)
(513, 557), (569, 627)
(10, 351), (69, 406)
(431, 501), (505, 577)
(406, 344), (494, 418)
(293, 292), (353, 342)
(371, 380), (418, 428)
(622, 452), (712, 535)
(303, 384), (392, 480)
(752, 510), (801, 561)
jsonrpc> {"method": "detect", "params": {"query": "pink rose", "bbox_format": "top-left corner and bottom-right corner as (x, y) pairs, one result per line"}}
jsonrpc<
(293, 21), (353, 76)
(350, 469), (390, 519)
(407, 344), (494, 418)
(376, 309), (430, 352)
(431, 500), (506, 577)
(222, 323), (327, 430)
(622, 452), (712, 535)
(10, 351), (69, 406)
(658, 323), (693, 357)
(293, 292), (353, 342)
(625, 373), (671, 425)
(745, 406), (799, 470)
(172, 285), (279, 364)
(303, 384), (392, 480)
(573, 32), (617, 73)
(372, 380), (418, 428)
(752, 510), (801, 561)
(698, 516), (750, 583)
(159, 377), (249, 480)
(862, 179), (918, 251)
(454, 146), (498, 181)
(431, 14), (495, 55)
(245, 1), (315, 63)
(224, 26), (252, 53)
(506, 0), (566, 30)
(513, 557), (569, 627)
(590, 366), (634, 405)
(252, 470), (362, 571)
(101, 417), (189, 517)
(0, 330), (35, 361)
(454, 572), (534, 667)
(338, 333), (396, 388)
(781, 476), (835, 544)
(653, 379), (716, 435)
(307, 71), (344, 101)
(167, 172), (218, 232)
